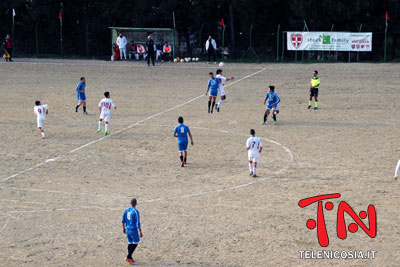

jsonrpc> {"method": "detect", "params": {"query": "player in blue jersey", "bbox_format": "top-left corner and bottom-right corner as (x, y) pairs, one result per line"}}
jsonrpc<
(205, 72), (220, 113)
(262, 85), (280, 125)
(173, 116), (194, 167)
(75, 77), (87, 114)
(122, 198), (143, 264)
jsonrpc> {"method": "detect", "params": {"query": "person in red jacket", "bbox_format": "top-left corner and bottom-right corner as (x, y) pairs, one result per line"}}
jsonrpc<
(163, 42), (173, 62)
(2, 34), (13, 62)
(129, 41), (136, 60)
(113, 43), (120, 61)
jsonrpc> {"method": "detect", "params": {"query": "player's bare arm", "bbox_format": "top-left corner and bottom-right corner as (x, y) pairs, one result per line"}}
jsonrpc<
(259, 147), (263, 153)
(188, 132), (194, 145)
(122, 223), (126, 234)
(173, 132), (178, 138)
(205, 87), (210, 95)
(138, 228), (143, 238)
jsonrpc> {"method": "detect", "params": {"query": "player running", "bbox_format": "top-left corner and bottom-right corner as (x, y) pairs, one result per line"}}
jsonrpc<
(215, 69), (234, 112)
(75, 77), (88, 114)
(262, 85), (280, 125)
(34, 101), (48, 139)
(205, 72), (220, 113)
(308, 70), (320, 110)
(246, 129), (263, 177)
(122, 198), (143, 265)
(173, 116), (194, 167)
(97, 91), (116, 136)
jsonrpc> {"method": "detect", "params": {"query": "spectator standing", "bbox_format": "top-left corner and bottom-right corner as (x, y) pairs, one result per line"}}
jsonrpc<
(205, 35), (217, 64)
(146, 36), (155, 66)
(2, 34), (13, 62)
(116, 33), (128, 60)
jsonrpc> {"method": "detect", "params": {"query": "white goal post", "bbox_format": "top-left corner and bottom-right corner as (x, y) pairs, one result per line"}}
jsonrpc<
(109, 27), (176, 58)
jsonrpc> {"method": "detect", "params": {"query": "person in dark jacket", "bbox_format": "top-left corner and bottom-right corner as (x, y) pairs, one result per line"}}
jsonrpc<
(146, 36), (155, 66)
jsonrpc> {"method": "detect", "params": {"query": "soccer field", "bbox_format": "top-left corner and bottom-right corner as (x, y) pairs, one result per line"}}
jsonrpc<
(0, 59), (399, 266)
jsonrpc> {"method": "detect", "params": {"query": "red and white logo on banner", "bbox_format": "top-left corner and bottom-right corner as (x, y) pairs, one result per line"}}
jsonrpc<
(291, 34), (303, 49)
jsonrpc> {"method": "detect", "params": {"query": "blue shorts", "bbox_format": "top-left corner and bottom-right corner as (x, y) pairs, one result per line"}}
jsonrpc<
(210, 89), (218, 97)
(267, 103), (279, 110)
(126, 228), (140, 244)
(77, 92), (86, 101)
(178, 141), (188, 152)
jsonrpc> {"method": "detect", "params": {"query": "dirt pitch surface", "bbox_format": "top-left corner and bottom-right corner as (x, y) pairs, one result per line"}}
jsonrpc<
(0, 59), (399, 266)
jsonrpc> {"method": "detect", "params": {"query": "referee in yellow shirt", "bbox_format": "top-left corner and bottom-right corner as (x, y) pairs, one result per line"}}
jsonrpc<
(308, 70), (320, 110)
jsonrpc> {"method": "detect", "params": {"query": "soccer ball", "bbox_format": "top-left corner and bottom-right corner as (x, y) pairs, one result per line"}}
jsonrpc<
(192, 57), (196, 62)
(180, 59), (184, 63)
(196, 58), (199, 62)
(173, 58), (178, 62)
(219, 62), (224, 67)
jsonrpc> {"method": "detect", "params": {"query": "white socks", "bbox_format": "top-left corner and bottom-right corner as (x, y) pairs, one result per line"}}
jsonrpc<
(105, 123), (108, 132)
(41, 131), (45, 137)
(217, 99), (223, 107)
(249, 163), (253, 172)
(98, 121), (102, 130)
(253, 167), (256, 176)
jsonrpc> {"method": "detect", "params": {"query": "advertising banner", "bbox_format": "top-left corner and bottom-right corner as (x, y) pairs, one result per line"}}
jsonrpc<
(287, 32), (372, 51)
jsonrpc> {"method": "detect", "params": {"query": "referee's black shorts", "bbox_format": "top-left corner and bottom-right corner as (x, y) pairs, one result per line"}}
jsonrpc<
(310, 87), (319, 97)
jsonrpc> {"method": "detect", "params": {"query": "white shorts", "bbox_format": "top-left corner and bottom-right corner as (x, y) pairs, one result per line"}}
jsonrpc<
(219, 88), (226, 96)
(100, 112), (110, 122)
(37, 118), (44, 128)
(248, 155), (259, 163)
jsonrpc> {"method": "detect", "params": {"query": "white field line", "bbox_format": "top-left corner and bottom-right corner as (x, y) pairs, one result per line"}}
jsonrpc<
(0, 126), (294, 214)
(1, 68), (265, 182)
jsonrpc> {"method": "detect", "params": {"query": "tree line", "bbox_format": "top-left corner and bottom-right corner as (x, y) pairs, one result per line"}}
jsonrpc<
(0, 0), (398, 60)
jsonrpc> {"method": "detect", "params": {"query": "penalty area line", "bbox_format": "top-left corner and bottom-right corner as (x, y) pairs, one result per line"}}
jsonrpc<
(0, 126), (293, 215)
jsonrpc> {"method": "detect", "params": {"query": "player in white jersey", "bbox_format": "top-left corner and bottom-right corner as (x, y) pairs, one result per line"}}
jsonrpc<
(395, 159), (400, 180)
(246, 129), (263, 177)
(33, 101), (48, 138)
(215, 69), (234, 112)
(97, 91), (116, 136)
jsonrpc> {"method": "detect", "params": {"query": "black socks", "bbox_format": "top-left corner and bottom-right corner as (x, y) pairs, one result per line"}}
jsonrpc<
(127, 243), (138, 259)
